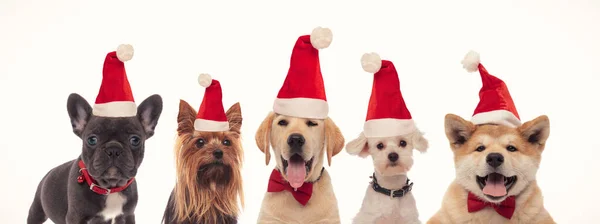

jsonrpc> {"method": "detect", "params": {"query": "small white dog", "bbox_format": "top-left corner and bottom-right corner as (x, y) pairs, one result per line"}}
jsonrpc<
(345, 53), (429, 224)
(346, 132), (428, 224)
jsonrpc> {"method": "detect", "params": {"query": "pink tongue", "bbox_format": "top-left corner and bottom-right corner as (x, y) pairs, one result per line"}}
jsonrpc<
(286, 162), (306, 189)
(483, 181), (507, 197)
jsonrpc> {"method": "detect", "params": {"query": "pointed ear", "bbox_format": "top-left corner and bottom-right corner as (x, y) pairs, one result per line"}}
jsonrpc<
(226, 102), (242, 134)
(444, 114), (475, 149)
(67, 93), (92, 137)
(325, 117), (345, 166)
(137, 94), (163, 139)
(518, 115), (550, 149)
(346, 132), (370, 158)
(177, 99), (197, 136)
(412, 131), (429, 153)
(255, 112), (275, 165)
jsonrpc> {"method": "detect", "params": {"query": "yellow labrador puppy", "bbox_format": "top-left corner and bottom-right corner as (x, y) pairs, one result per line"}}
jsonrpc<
(255, 112), (344, 224)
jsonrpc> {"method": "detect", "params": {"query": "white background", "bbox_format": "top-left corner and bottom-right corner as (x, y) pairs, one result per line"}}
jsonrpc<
(1, 0), (599, 223)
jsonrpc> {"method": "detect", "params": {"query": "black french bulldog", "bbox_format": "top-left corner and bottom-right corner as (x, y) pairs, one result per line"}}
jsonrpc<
(27, 93), (163, 224)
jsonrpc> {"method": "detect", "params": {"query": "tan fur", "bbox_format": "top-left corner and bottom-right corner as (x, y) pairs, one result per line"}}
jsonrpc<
(255, 112), (344, 223)
(428, 114), (555, 224)
(173, 100), (244, 223)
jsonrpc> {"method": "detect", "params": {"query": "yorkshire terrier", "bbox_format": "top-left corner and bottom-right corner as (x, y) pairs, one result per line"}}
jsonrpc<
(163, 100), (244, 224)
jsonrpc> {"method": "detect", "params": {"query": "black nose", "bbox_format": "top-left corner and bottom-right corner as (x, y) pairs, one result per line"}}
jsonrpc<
(486, 153), (504, 168)
(287, 134), (305, 148)
(388, 152), (399, 162)
(213, 149), (223, 159)
(105, 147), (122, 158)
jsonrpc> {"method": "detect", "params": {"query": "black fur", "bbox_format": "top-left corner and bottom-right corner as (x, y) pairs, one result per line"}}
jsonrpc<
(27, 93), (162, 224)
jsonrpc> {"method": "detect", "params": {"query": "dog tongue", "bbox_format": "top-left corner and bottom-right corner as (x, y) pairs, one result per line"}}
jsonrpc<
(286, 161), (306, 189)
(483, 174), (507, 197)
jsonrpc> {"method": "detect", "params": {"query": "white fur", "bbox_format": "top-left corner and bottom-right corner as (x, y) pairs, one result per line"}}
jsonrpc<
(198, 73), (212, 88)
(310, 27), (333, 49)
(99, 193), (127, 223)
(361, 52), (382, 73)
(461, 50), (480, 72)
(116, 44), (134, 62)
(353, 173), (421, 224)
(345, 132), (428, 224)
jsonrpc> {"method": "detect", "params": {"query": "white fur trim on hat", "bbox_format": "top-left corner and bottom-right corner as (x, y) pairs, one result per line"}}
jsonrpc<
(461, 50), (480, 72)
(361, 52), (382, 73)
(471, 110), (521, 128)
(198, 73), (212, 88)
(273, 97), (329, 119)
(310, 27), (333, 50)
(194, 118), (230, 132)
(93, 101), (137, 117)
(363, 118), (416, 138)
(116, 44), (134, 62)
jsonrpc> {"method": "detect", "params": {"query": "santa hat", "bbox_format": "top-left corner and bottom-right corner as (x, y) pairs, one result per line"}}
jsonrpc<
(194, 73), (229, 132)
(461, 51), (521, 127)
(360, 53), (416, 138)
(93, 44), (136, 117)
(273, 26), (333, 119)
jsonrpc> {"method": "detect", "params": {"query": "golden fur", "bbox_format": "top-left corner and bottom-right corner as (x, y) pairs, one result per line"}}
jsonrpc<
(427, 114), (555, 224)
(172, 100), (244, 223)
(255, 112), (345, 223)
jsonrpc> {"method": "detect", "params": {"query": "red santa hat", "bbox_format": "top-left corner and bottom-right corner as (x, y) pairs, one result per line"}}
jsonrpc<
(93, 44), (137, 117)
(273, 27), (333, 119)
(194, 73), (229, 132)
(360, 52), (416, 138)
(461, 50), (521, 128)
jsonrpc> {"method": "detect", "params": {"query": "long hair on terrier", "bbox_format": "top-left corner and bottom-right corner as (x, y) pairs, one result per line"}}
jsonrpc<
(163, 99), (244, 224)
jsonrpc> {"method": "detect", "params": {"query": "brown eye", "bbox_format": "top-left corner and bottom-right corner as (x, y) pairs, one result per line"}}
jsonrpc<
(306, 121), (318, 127)
(277, 120), (288, 126)
(222, 139), (231, 146)
(377, 143), (384, 150)
(506, 145), (517, 152)
(475, 145), (485, 152)
(399, 140), (407, 147)
(196, 138), (205, 148)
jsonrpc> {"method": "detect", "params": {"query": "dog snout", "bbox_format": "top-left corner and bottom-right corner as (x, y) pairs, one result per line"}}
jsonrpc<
(105, 147), (123, 158)
(213, 149), (223, 159)
(287, 133), (305, 148)
(486, 153), (504, 168)
(388, 152), (399, 162)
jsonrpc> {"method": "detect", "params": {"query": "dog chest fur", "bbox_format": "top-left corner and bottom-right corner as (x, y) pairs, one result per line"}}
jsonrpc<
(353, 186), (420, 224)
(99, 193), (127, 222)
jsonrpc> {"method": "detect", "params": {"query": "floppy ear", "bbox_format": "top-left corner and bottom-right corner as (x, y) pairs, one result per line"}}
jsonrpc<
(226, 102), (243, 134)
(412, 131), (429, 153)
(345, 132), (370, 158)
(177, 99), (197, 136)
(137, 94), (163, 139)
(444, 114), (476, 150)
(255, 112), (275, 165)
(325, 117), (345, 166)
(66, 93), (92, 137)
(518, 115), (550, 150)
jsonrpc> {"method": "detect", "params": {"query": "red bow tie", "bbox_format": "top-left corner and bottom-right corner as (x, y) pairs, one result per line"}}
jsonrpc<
(267, 169), (313, 206)
(467, 192), (516, 219)
(77, 160), (135, 195)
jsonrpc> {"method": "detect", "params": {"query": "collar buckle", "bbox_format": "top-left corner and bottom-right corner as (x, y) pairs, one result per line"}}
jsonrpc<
(90, 183), (111, 195)
(389, 190), (395, 199)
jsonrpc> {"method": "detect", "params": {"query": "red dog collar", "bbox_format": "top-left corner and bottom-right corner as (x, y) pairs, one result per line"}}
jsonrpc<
(77, 160), (134, 195)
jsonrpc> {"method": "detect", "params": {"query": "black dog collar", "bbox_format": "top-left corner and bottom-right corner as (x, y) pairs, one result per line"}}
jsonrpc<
(370, 173), (413, 198)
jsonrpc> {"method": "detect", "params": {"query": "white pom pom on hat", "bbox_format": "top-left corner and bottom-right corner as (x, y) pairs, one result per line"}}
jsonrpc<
(310, 26), (333, 49)
(116, 44), (134, 62)
(361, 52), (382, 73)
(198, 73), (213, 88)
(461, 50), (481, 73)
